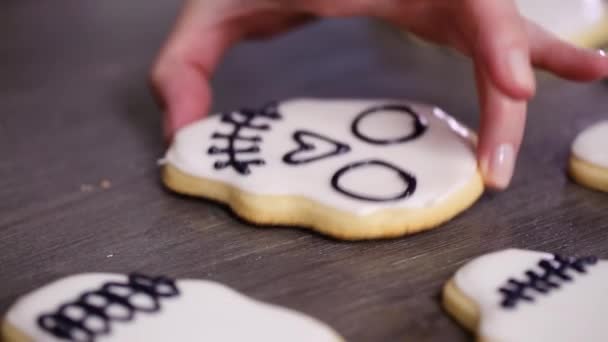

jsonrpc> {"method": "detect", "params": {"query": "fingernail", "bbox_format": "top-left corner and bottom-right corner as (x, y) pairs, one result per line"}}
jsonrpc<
(597, 49), (607, 57)
(508, 49), (534, 90)
(484, 143), (515, 189)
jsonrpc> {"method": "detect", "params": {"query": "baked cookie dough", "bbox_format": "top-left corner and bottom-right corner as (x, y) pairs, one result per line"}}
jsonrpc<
(517, 0), (608, 47)
(162, 99), (484, 240)
(2, 273), (342, 342)
(569, 120), (608, 192)
(443, 249), (607, 342)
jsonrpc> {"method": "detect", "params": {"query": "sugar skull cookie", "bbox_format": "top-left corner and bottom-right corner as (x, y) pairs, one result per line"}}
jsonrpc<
(162, 99), (484, 240)
(442, 249), (608, 342)
(2, 273), (343, 342)
(516, 0), (608, 47)
(569, 120), (608, 192)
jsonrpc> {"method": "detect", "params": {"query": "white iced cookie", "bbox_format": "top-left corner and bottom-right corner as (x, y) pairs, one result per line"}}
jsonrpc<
(162, 99), (484, 240)
(516, 0), (608, 47)
(569, 120), (608, 192)
(442, 249), (607, 342)
(2, 273), (343, 342)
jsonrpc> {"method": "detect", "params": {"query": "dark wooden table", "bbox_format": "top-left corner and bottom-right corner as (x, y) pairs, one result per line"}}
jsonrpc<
(1, 1), (607, 341)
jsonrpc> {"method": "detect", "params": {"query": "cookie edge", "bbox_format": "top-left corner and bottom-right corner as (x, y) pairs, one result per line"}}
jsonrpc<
(569, 155), (608, 192)
(162, 163), (484, 240)
(1, 320), (33, 342)
(442, 279), (488, 342)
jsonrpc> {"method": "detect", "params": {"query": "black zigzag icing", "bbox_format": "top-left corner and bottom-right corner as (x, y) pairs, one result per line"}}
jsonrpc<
(499, 254), (598, 309)
(208, 102), (282, 175)
(37, 273), (179, 342)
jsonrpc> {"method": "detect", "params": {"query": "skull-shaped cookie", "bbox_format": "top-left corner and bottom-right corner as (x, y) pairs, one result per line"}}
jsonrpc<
(516, 0), (608, 47)
(569, 120), (608, 192)
(2, 273), (342, 341)
(162, 99), (483, 240)
(443, 249), (608, 342)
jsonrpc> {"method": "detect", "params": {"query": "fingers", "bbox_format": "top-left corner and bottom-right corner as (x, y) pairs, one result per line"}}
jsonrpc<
(475, 65), (527, 190)
(152, 60), (212, 142)
(528, 22), (608, 81)
(151, 2), (240, 141)
(466, 0), (535, 189)
(468, 0), (536, 100)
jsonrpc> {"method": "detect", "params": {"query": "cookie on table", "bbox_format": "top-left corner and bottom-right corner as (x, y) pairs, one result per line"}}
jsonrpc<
(442, 249), (607, 342)
(2, 273), (342, 342)
(516, 0), (608, 48)
(569, 120), (608, 192)
(162, 99), (484, 240)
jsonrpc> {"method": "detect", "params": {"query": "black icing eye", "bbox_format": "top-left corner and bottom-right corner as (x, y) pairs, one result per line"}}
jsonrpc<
(351, 104), (428, 145)
(331, 159), (416, 202)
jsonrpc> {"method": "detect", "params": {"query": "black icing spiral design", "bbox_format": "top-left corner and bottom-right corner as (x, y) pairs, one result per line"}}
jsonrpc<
(208, 102), (282, 175)
(499, 254), (598, 309)
(38, 273), (179, 342)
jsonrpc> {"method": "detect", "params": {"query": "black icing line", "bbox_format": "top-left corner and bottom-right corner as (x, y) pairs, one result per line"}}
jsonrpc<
(499, 254), (598, 309)
(38, 273), (179, 342)
(208, 102), (281, 175)
(351, 104), (428, 145)
(282, 130), (351, 165)
(330, 159), (416, 202)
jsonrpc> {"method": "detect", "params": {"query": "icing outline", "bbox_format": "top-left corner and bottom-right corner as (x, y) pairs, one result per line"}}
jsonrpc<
(37, 273), (179, 342)
(282, 130), (351, 165)
(499, 254), (598, 309)
(351, 104), (428, 145)
(208, 102), (281, 175)
(330, 159), (416, 202)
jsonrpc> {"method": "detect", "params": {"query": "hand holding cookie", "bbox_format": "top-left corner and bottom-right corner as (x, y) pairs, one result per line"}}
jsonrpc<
(150, 0), (608, 190)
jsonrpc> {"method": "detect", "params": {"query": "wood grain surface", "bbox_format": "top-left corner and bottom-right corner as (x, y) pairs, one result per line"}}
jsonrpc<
(1, 1), (607, 341)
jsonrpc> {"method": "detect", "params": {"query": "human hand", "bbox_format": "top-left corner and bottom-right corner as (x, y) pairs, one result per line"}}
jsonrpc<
(151, 0), (608, 189)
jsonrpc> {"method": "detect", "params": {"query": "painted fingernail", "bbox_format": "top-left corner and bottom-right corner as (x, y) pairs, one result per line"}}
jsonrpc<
(508, 49), (534, 90)
(485, 143), (515, 189)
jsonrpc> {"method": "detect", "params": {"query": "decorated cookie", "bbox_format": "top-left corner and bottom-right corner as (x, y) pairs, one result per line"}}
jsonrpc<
(2, 273), (342, 342)
(516, 0), (608, 47)
(442, 249), (608, 342)
(162, 99), (484, 240)
(569, 120), (608, 193)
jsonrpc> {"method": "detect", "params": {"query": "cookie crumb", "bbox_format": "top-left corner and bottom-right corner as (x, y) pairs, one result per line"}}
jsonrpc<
(100, 179), (112, 189)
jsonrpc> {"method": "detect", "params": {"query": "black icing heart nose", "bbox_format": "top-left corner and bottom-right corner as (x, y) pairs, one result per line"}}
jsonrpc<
(283, 130), (351, 165)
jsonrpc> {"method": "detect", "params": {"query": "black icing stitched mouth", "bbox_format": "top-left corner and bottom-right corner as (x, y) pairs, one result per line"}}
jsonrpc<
(37, 273), (179, 342)
(208, 102), (282, 175)
(498, 254), (598, 309)
(283, 130), (351, 165)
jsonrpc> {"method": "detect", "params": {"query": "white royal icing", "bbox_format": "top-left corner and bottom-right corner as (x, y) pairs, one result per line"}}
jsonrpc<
(454, 249), (608, 342)
(164, 99), (478, 215)
(5, 273), (342, 342)
(516, 0), (608, 43)
(572, 120), (608, 169)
